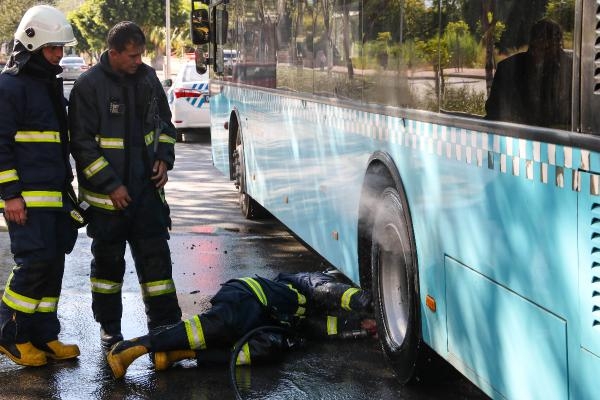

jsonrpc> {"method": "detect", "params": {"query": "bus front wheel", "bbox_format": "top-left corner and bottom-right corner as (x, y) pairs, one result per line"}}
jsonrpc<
(371, 187), (422, 384)
(233, 139), (266, 220)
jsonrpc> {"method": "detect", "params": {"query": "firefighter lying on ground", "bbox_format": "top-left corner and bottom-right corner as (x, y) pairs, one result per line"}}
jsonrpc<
(107, 271), (376, 379)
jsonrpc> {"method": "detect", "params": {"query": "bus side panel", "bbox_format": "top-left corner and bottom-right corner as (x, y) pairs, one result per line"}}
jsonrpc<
(446, 256), (567, 400)
(210, 85), (233, 177)
(388, 121), (579, 363)
(243, 98), (374, 283)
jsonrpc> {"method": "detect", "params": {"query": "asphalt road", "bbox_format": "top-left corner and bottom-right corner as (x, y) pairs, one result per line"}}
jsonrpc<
(0, 139), (489, 399)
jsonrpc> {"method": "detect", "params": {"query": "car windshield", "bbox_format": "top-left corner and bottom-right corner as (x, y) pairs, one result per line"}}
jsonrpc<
(182, 65), (207, 82)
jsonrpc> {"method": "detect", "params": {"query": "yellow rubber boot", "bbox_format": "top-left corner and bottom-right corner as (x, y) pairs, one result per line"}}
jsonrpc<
(39, 340), (80, 360)
(0, 341), (47, 367)
(107, 338), (150, 379)
(153, 350), (196, 371)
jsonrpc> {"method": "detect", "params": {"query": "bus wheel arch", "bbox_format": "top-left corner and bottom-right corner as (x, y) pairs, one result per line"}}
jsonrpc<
(230, 110), (267, 219)
(359, 152), (423, 384)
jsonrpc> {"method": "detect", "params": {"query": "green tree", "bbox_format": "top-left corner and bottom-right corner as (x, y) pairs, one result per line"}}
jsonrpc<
(416, 34), (450, 106)
(69, 0), (185, 59)
(68, 1), (106, 59)
(0, 0), (56, 42)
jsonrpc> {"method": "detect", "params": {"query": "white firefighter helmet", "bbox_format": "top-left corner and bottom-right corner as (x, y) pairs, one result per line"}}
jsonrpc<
(14, 5), (77, 51)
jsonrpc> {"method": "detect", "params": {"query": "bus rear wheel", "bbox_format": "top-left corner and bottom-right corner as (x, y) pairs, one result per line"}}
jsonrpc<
(233, 136), (266, 219)
(371, 187), (421, 384)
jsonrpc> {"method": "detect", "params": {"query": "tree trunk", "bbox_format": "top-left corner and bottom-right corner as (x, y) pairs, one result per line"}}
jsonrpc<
(342, 2), (354, 79)
(482, 0), (496, 96)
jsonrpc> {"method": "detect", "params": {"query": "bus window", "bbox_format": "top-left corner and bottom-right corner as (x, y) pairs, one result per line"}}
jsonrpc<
(312, 0), (361, 101)
(273, 0), (315, 93)
(213, 7), (230, 75)
(362, 0), (438, 110)
(443, 0), (574, 130)
(222, 0), (277, 87)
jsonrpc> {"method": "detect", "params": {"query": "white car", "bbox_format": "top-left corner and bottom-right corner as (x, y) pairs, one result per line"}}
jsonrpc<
(166, 62), (210, 137)
(59, 56), (88, 80)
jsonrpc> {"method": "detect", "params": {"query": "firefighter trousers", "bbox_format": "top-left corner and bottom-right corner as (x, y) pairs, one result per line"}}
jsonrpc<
(87, 185), (181, 331)
(90, 236), (182, 330)
(0, 210), (77, 344)
(148, 284), (272, 352)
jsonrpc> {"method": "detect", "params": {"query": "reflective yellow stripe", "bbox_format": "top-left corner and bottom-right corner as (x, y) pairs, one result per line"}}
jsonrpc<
(159, 134), (176, 144)
(2, 274), (39, 314)
(0, 169), (18, 184)
(90, 278), (122, 294)
(15, 130), (60, 143)
(341, 287), (360, 311)
(1, 191), (63, 209)
(98, 137), (124, 149)
(37, 297), (58, 313)
(238, 277), (267, 306)
(326, 315), (338, 335)
(235, 342), (251, 365)
(141, 279), (176, 297)
(286, 283), (306, 316)
(144, 131), (155, 146)
(184, 315), (207, 350)
(81, 189), (116, 210)
(83, 156), (109, 178)
(23, 191), (62, 207)
(145, 131), (176, 146)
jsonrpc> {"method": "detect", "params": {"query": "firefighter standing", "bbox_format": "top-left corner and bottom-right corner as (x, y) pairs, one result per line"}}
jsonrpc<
(0, 5), (80, 366)
(107, 271), (376, 379)
(69, 22), (181, 348)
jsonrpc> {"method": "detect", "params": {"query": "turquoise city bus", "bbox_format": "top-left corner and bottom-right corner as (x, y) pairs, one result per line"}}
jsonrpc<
(192, 0), (600, 398)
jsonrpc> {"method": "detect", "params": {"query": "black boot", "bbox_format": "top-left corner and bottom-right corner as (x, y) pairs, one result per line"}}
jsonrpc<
(100, 321), (123, 350)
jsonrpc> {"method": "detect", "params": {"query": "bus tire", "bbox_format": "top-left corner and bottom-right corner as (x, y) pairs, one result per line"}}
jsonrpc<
(233, 138), (266, 220)
(371, 186), (422, 384)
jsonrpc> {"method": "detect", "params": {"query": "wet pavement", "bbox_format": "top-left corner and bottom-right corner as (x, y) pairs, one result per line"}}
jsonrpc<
(0, 139), (488, 399)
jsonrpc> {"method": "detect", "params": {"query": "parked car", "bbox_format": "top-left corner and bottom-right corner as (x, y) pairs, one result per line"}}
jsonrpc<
(58, 56), (88, 80)
(166, 61), (210, 140)
(223, 49), (238, 74)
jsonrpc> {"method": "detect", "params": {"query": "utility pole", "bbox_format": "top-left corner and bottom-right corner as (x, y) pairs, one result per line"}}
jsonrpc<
(165, 0), (172, 78)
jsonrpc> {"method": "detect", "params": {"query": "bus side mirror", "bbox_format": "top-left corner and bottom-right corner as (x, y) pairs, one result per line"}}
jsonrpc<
(191, 3), (210, 45)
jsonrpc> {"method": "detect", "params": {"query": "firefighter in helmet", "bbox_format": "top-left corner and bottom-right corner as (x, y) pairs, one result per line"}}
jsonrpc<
(0, 5), (80, 366)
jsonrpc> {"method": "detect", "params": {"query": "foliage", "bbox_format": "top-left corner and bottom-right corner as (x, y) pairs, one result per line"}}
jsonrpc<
(444, 20), (482, 69)
(68, 1), (106, 58)
(475, 18), (505, 45)
(68, 0), (186, 59)
(416, 35), (450, 71)
(363, 0), (436, 43)
(377, 32), (392, 42)
(442, 85), (486, 115)
(545, 0), (575, 33)
(0, 0), (55, 42)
